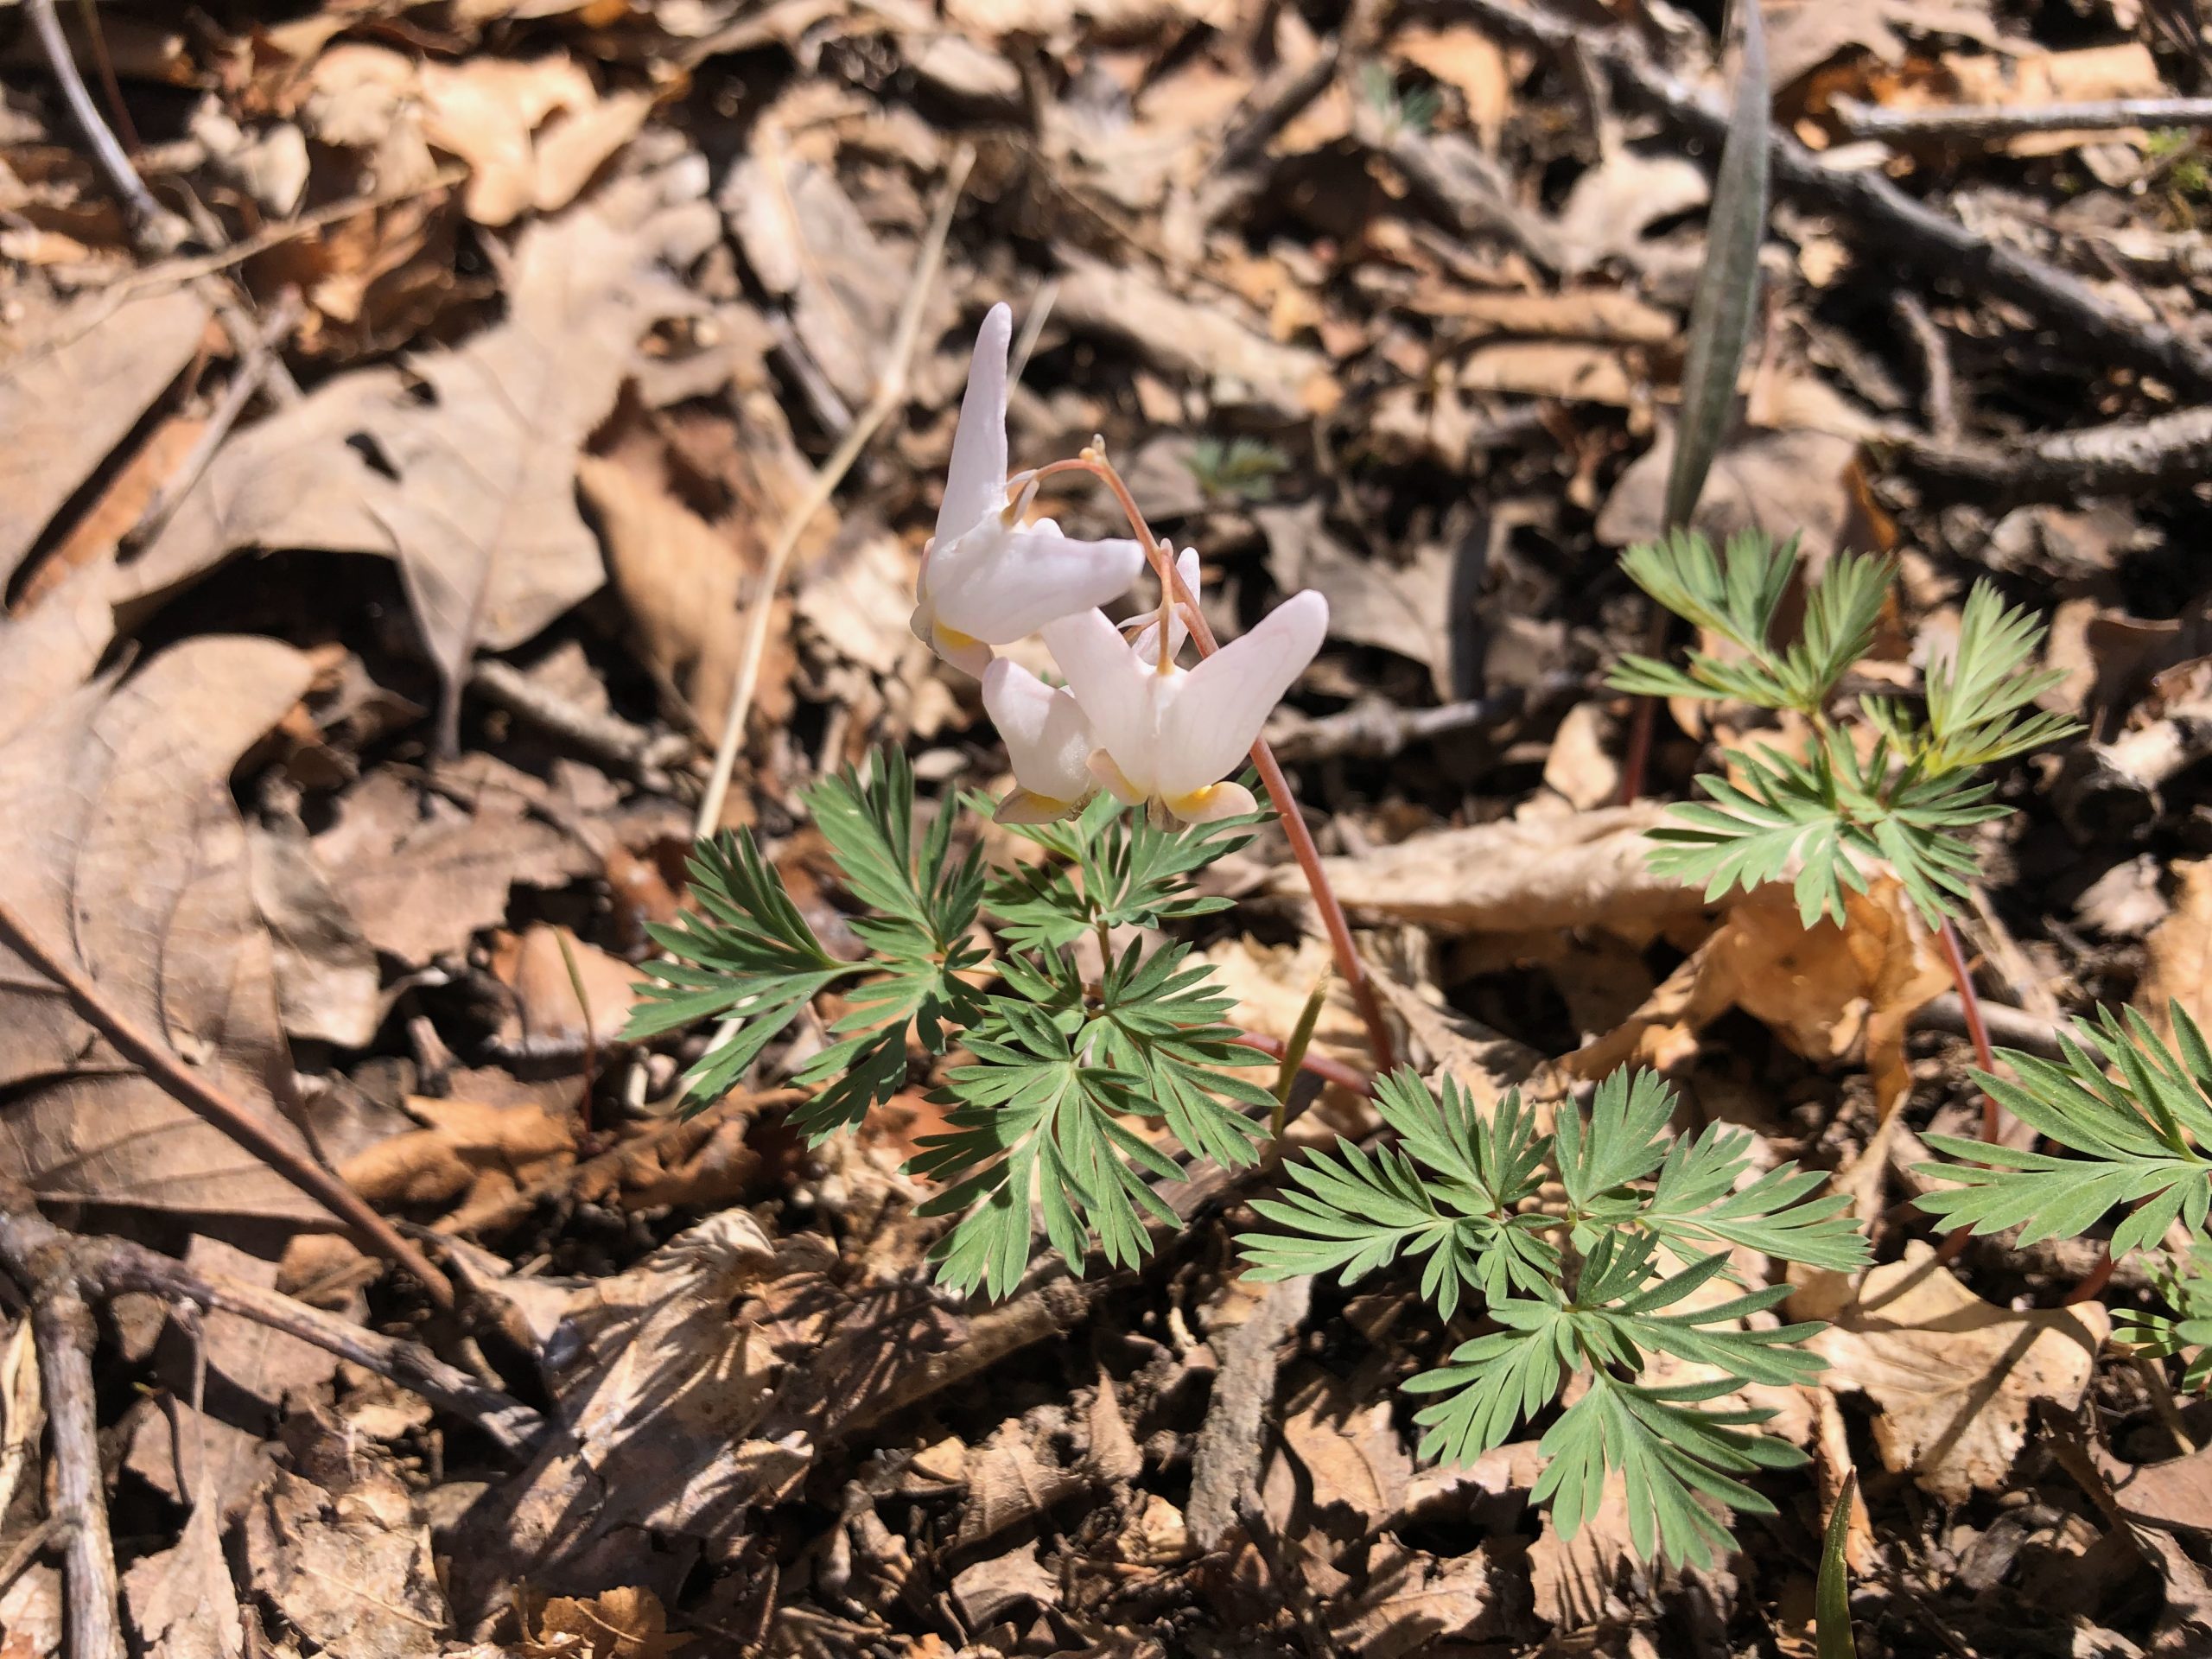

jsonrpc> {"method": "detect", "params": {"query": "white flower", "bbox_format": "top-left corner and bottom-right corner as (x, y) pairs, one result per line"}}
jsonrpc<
(910, 303), (1146, 677)
(981, 658), (1097, 823)
(1041, 587), (1329, 824)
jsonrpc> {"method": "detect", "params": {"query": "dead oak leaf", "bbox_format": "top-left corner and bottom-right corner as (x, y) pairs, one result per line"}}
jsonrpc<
(524, 1586), (689, 1659)
(0, 637), (327, 1221)
(243, 1459), (449, 1659)
(1328, 1537), (1527, 1658)
(137, 181), (718, 748)
(122, 1496), (243, 1659)
(0, 286), (212, 587)
(1793, 1242), (2108, 1503)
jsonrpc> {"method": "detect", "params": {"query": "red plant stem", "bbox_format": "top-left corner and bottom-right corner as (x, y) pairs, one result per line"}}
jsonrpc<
(1042, 454), (1398, 1077)
(1938, 919), (2000, 1137)
(2063, 1245), (2118, 1305)
(1236, 1032), (1375, 1097)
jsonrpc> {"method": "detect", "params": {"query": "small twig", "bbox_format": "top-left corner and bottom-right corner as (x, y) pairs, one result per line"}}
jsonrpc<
(1911, 992), (2067, 1059)
(0, 894), (453, 1306)
(1459, 0), (2212, 392)
(1835, 93), (2212, 143)
(27, 0), (184, 254)
(0, 1221), (123, 1659)
(0, 1189), (536, 1456)
(1236, 1031), (1374, 1097)
(1893, 291), (1961, 443)
(0, 1316), (35, 1526)
(1904, 404), (2212, 504)
(124, 289), (306, 553)
(695, 145), (976, 837)
(467, 658), (687, 791)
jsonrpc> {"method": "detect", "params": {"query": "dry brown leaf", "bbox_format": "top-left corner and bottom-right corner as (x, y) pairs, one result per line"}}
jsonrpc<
(445, 1211), (898, 1623)
(139, 182), (715, 745)
(340, 1096), (575, 1211)
(248, 818), (383, 1049)
(1281, 1368), (1414, 1531)
(1457, 340), (1640, 407)
(1794, 1242), (2109, 1503)
(122, 1495), (242, 1659)
(1528, 1472), (1636, 1630)
(795, 528), (918, 679)
(1542, 702), (1623, 810)
(950, 1540), (1060, 1630)
(1258, 500), (1459, 697)
(243, 1455), (449, 1659)
(309, 769), (601, 966)
(1055, 252), (1336, 419)
(2089, 1437), (2212, 1536)
(957, 1415), (1088, 1546)
(0, 637), (328, 1220)
(1301, 803), (1701, 938)
(2140, 859), (2212, 1039)
(1929, 43), (2165, 155)
(1200, 932), (1370, 1076)
(489, 924), (644, 1058)
(525, 1586), (689, 1659)
(1394, 22), (1511, 146)
(1552, 149), (1708, 276)
(1597, 428), (1873, 563)
(20, 415), (203, 610)
(1764, 0), (1997, 89)
(575, 450), (747, 731)
(0, 287), (212, 585)
(1328, 1538), (1524, 1657)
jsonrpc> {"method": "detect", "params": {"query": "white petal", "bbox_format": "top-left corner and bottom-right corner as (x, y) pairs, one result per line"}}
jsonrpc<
(936, 525), (1145, 644)
(1170, 780), (1258, 823)
(937, 303), (1012, 549)
(982, 658), (1094, 805)
(1156, 589), (1327, 798)
(1041, 607), (1155, 784)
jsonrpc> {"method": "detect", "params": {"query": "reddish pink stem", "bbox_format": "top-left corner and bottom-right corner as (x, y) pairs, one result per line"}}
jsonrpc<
(1040, 455), (1397, 1078)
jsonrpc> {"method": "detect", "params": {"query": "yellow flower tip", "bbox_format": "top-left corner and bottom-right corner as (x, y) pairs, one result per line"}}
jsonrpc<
(1166, 781), (1259, 824)
(995, 788), (1079, 825)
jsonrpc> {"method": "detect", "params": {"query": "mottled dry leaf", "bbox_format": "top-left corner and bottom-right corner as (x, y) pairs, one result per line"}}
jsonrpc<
(1257, 499), (1459, 696)
(1552, 149), (1707, 276)
(1763, 0), (1996, 88)
(0, 637), (326, 1219)
(122, 1491), (245, 1659)
(2140, 858), (2212, 1039)
(957, 1416), (1087, 1546)
(1329, 1538), (1524, 1657)
(526, 1586), (689, 1659)
(0, 287), (211, 584)
(575, 450), (746, 731)
(1281, 1368), (1414, 1530)
(309, 769), (601, 966)
(1794, 1242), (2108, 1503)
(2090, 1437), (2212, 1535)
(137, 182), (715, 747)
(249, 819), (382, 1049)
(1597, 428), (1873, 564)
(244, 1460), (449, 1659)
(1302, 803), (1700, 937)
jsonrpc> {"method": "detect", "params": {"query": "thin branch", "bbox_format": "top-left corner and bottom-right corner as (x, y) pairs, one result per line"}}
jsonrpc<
(0, 895), (453, 1306)
(0, 1216), (122, 1659)
(124, 289), (305, 552)
(1458, 0), (2212, 392)
(26, 0), (184, 254)
(0, 1189), (536, 1456)
(1904, 404), (2212, 504)
(1835, 93), (2212, 142)
(695, 144), (976, 837)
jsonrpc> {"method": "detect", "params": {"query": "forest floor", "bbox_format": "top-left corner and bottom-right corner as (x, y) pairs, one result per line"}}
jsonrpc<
(3, 0), (2212, 1654)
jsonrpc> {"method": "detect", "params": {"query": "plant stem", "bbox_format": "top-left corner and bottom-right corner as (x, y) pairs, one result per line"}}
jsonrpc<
(1271, 972), (1332, 1137)
(1930, 917), (2005, 1268)
(1051, 453), (1398, 1076)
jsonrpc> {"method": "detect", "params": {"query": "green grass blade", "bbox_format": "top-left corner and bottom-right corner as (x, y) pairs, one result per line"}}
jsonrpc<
(1816, 1471), (1859, 1659)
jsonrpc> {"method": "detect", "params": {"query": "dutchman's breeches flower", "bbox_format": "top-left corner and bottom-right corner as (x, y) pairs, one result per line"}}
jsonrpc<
(909, 302), (1145, 677)
(1041, 589), (1329, 825)
(981, 658), (1097, 823)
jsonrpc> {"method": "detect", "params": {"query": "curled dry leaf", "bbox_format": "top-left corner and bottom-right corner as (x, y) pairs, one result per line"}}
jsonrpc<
(1300, 803), (1702, 937)
(1792, 1241), (2109, 1504)
(121, 1494), (242, 1659)
(0, 287), (212, 586)
(0, 637), (327, 1220)
(340, 1096), (575, 1212)
(1257, 499), (1460, 698)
